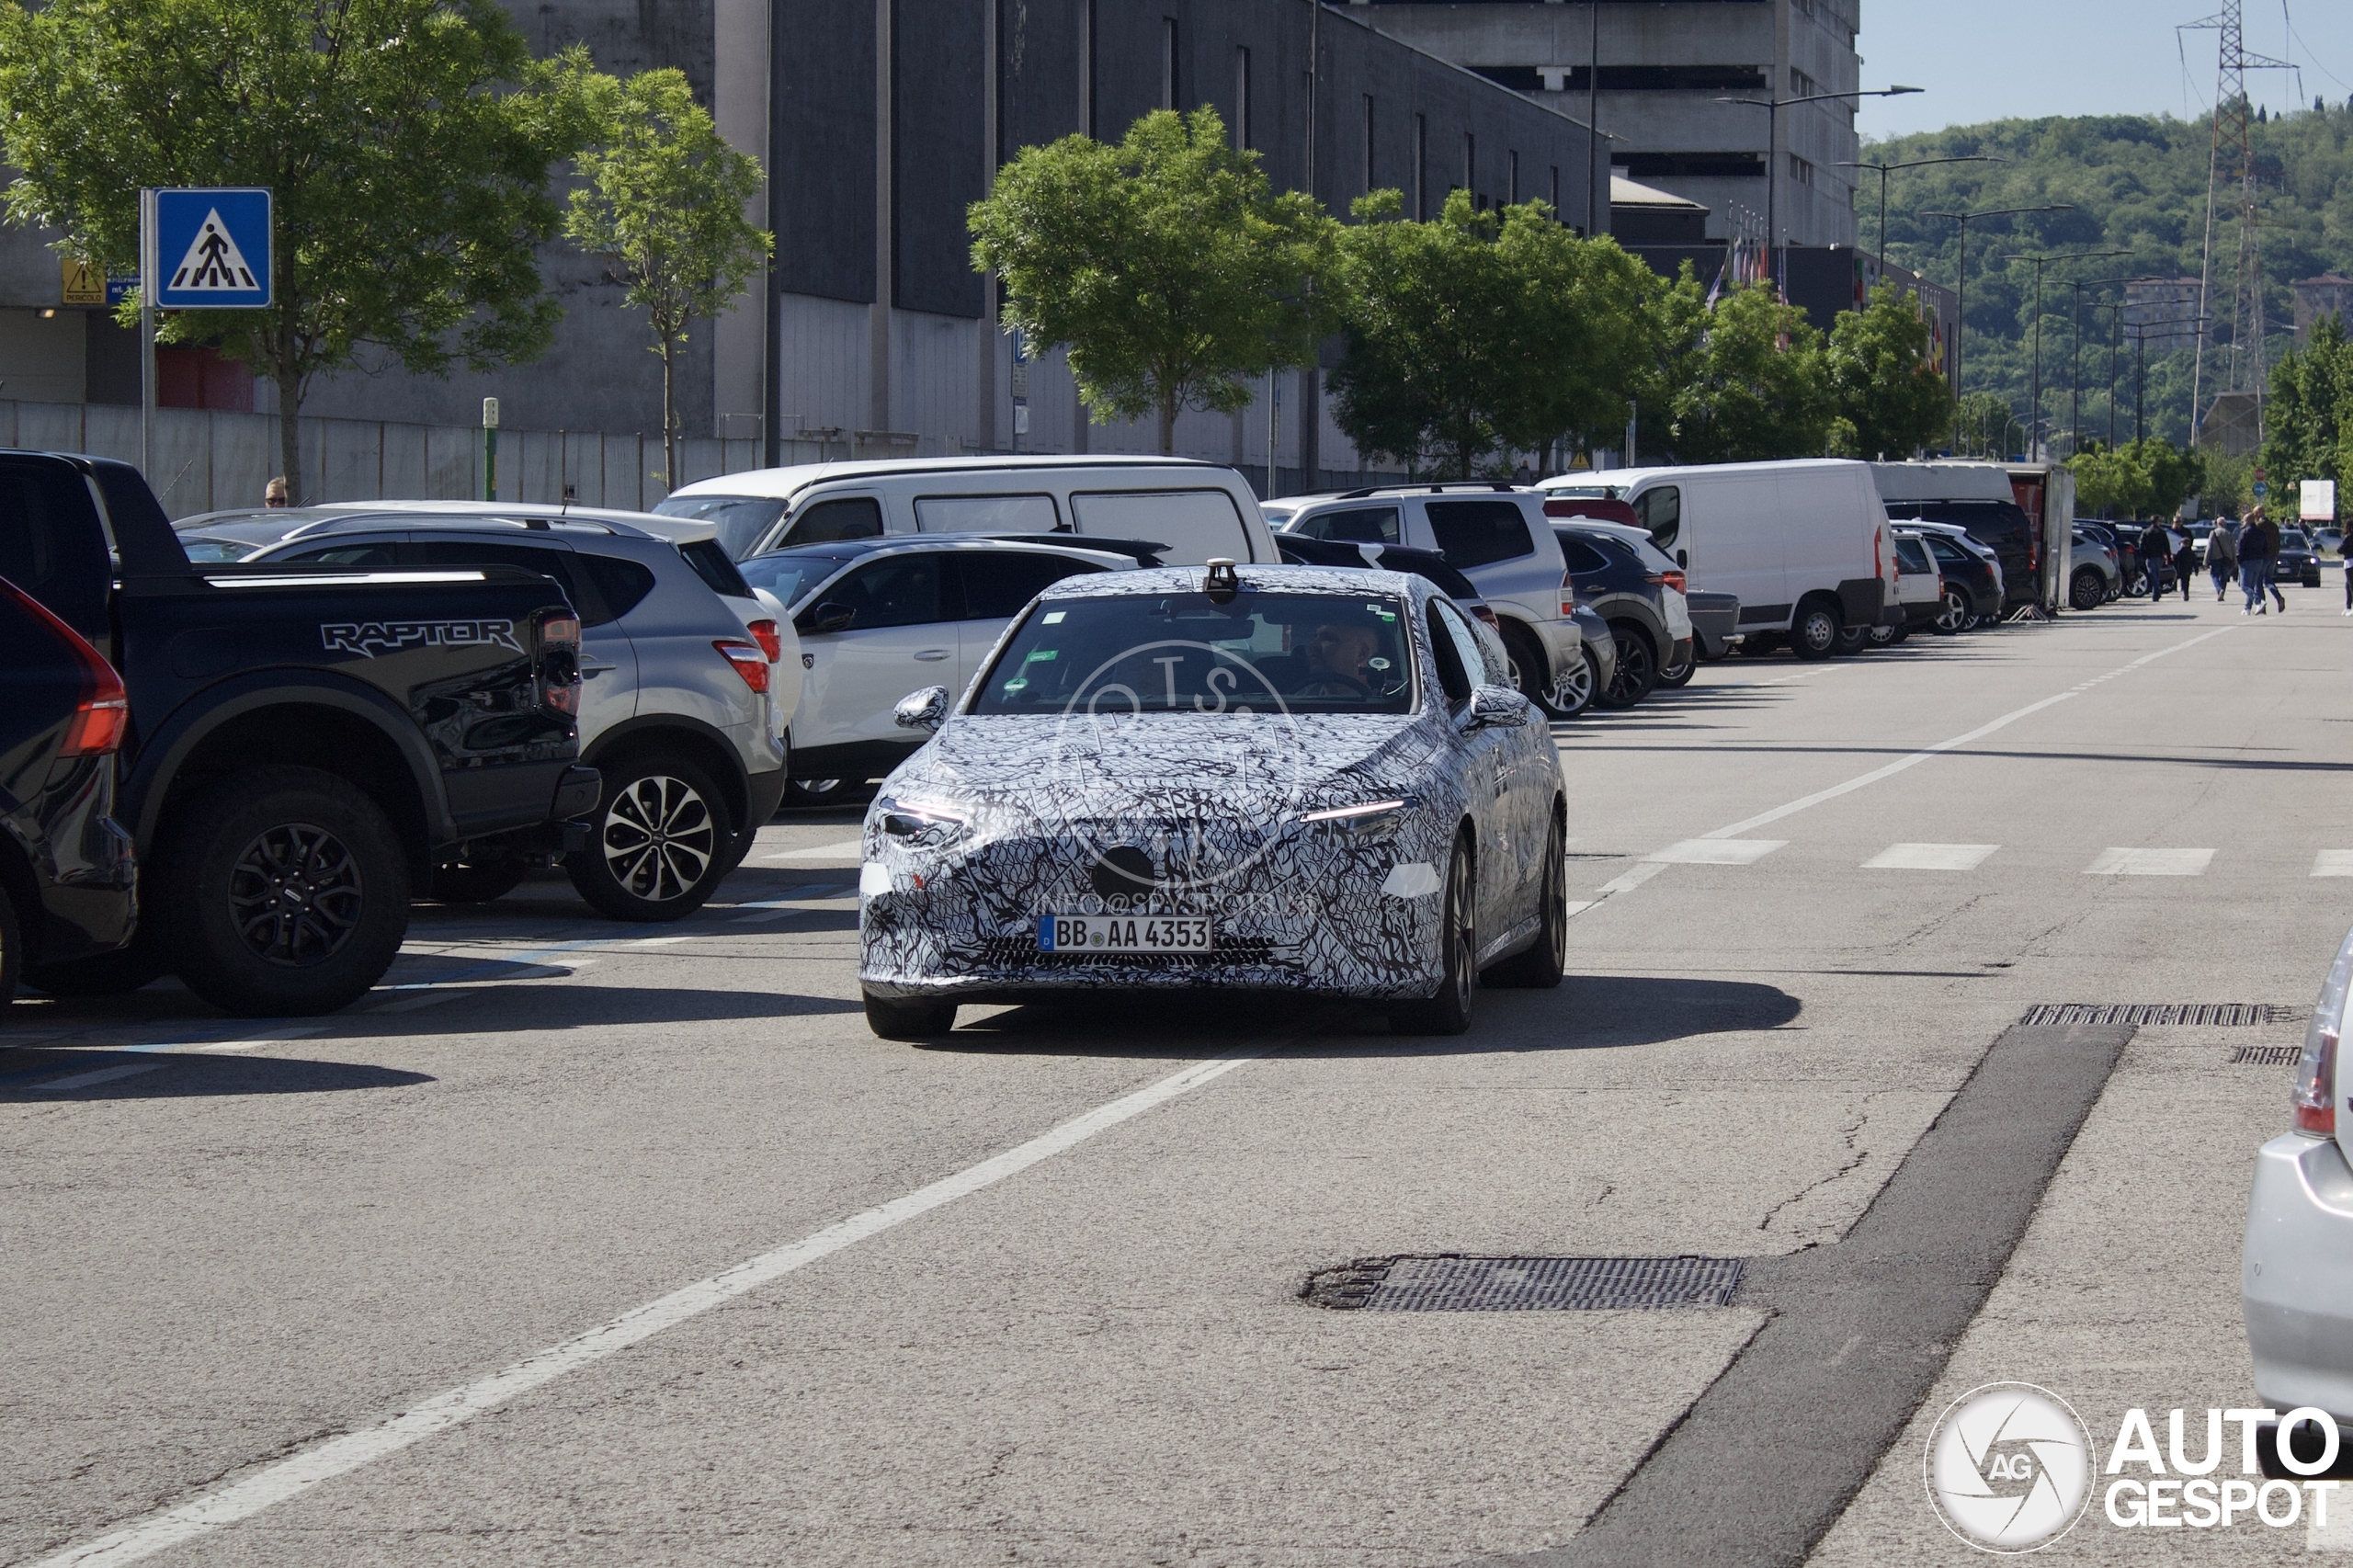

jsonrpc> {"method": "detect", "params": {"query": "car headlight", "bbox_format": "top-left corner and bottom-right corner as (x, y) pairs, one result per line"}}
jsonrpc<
(875, 794), (972, 848)
(1299, 796), (1419, 842)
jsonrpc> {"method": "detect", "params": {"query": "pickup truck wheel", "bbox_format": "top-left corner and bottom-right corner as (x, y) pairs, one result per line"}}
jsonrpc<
(23, 931), (171, 998)
(157, 767), (409, 1017)
(863, 991), (959, 1040)
(567, 756), (730, 921)
(426, 858), (529, 904)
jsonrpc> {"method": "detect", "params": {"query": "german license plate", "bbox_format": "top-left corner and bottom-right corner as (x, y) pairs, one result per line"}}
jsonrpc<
(1038, 914), (1212, 954)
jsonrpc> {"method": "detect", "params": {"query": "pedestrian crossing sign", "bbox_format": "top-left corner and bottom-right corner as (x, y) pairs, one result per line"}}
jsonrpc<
(145, 188), (271, 309)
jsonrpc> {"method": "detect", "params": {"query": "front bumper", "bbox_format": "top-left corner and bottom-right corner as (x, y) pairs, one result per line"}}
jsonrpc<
(2242, 1133), (2353, 1423)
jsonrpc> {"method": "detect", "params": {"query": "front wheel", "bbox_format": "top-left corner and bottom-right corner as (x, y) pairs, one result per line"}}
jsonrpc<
(1655, 644), (1698, 687)
(783, 776), (850, 809)
(1486, 815), (1566, 989)
(864, 991), (958, 1040)
(154, 767), (410, 1016)
(2069, 568), (2107, 611)
(1790, 601), (1840, 660)
(567, 756), (732, 922)
(1932, 585), (1970, 634)
(1596, 625), (1658, 708)
(1503, 626), (1578, 720)
(1392, 838), (1474, 1035)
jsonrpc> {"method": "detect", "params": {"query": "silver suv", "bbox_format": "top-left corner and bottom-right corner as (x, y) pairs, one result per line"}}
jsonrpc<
(1267, 484), (1586, 718)
(175, 508), (788, 921)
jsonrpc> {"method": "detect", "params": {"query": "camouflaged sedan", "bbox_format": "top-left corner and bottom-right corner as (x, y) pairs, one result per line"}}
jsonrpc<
(856, 561), (1569, 1040)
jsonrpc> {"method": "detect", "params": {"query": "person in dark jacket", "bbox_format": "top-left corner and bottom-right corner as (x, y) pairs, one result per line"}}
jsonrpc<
(2207, 513), (2239, 601)
(2238, 509), (2272, 614)
(2171, 526), (2197, 601)
(2257, 509), (2287, 611)
(2138, 519), (2174, 598)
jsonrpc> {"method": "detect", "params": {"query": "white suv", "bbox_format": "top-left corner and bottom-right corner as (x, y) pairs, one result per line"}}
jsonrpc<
(1268, 485), (1586, 717)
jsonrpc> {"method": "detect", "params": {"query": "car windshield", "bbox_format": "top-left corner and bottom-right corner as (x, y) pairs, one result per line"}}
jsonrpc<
(178, 534), (266, 562)
(653, 494), (787, 558)
(737, 548), (871, 608)
(972, 590), (1415, 716)
(2282, 529), (2311, 548)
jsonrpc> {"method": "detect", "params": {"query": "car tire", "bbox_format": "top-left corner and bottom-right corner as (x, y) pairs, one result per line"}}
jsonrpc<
(0, 888), (19, 1005)
(1391, 836), (1474, 1036)
(1932, 585), (1970, 634)
(426, 857), (529, 904)
(2070, 568), (2107, 611)
(1834, 625), (1870, 654)
(23, 929), (171, 998)
(1742, 632), (1784, 657)
(567, 755), (732, 922)
(1790, 599), (1840, 660)
(1866, 622), (1898, 646)
(1596, 624), (1658, 708)
(1486, 814), (1566, 990)
(784, 776), (849, 809)
(1655, 644), (1698, 687)
(864, 991), (958, 1040)
(154, 767), (410, 1017)
(1501, 625), (1574, 720)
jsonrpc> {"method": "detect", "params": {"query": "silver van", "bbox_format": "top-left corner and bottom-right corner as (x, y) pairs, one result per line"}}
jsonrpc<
(658, 456), (1280, 567)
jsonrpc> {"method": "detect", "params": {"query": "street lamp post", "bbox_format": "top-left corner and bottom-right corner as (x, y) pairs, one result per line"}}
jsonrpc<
(1920, 204), (2075, 448)
(1833, 154), (2004, 263)
(2068, 275), (2133, 454)
(2004, 249), (2126, 461)
(2120, 317), (2211, 446)
(1715, 85), (1922, 288)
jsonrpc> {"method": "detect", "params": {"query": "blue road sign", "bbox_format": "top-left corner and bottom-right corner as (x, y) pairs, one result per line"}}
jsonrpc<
(150, 188), (271, 309)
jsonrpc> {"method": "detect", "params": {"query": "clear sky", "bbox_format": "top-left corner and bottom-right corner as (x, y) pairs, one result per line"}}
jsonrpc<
(1854, 0), (2353, 141)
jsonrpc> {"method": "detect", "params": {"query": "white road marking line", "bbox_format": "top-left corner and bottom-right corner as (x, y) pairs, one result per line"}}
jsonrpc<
(1647, 838), (1786, 866)
(1700, 625), (2238, 843)
(25, 1048), (1271, 1568)
(763, 838), (863, 859)
(30, 1062), (166, 1092)
(2086, 846), (2214, 876)
(372, 991), (462, 1014)
(1863, 843), (2000, 871)
(620, 937), (692, 948)
(2313, 850), (2353, 878)
(1594, 861), (1670, 896)
(0, 1026), (323, 1085)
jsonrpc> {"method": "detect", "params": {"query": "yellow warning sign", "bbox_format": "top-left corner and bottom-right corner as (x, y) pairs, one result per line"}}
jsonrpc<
(60, 256), (104, 305)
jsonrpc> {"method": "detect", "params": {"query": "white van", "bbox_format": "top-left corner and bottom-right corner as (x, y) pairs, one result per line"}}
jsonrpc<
(657, 456), (1280, 568)
(1538, 459), (1893, 660)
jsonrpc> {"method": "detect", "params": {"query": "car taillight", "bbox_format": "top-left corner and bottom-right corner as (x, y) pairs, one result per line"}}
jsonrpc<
(2, 574), (129, 756)
(746, 618), (782, 662)
(538, 611), (580, 653)
(535, 608), (582, 717)
(1646, 571), (1687, 595)
(2294, 928), (2353, 1137)
(1562, 567), (1577, 617)
(1470, 605), (1499, 628)
(716, 639), (771, 694)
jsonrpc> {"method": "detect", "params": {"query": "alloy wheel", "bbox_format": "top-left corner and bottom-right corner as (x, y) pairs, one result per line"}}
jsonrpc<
(601, 775), (718, 903)
(228, 823), (365, 968)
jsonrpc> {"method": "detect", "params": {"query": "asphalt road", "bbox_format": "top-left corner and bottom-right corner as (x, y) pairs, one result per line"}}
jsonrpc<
(5, 574), (2348, 1567)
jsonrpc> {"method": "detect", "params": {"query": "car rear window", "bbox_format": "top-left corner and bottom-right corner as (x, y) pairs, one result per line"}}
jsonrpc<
(678, 539), (755, 600)
(1426, 500), (1534, 568)
(1555, 534), (1614, 575)
(0, 458), (112, 641)
(973, 590), (1412, 715)
(1291, 505), (1401, 544)
(1069, 490), (1253, 563)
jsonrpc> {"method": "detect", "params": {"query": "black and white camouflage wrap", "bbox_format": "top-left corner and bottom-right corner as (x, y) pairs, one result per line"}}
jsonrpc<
(857, 566), (1562, 1002)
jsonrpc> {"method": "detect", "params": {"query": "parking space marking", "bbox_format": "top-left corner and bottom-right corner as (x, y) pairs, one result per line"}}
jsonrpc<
(23, 1046), (1275, 1568)
(1863, 843), (2000, 871)
(0, 1026), (323, 1089)
(2086, 846), (2215, 876)
(1594, 862), (1670, 896)
(2313, 850), (2353, 878)
(33, 1062), (168, 1092)
(763, 838), (862, 860)
(1647, 838), (1786, 866)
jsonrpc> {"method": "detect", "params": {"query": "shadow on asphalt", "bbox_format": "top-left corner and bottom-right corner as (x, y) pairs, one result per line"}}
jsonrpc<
(931, 974), (1801, 1057)
(0, 1053), (434, 1100)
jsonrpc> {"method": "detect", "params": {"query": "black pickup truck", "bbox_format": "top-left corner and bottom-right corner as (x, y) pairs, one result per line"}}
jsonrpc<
(0, 451), (596, 1015)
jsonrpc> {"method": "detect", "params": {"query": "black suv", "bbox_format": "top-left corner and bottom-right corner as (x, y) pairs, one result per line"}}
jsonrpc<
(0, 574), (137, 1003)
(1880, 498), (2039, 613)
(1552, 524), (1690, 709)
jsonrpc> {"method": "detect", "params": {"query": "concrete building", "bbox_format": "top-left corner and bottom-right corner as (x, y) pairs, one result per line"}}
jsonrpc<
(0, 0), (1600, 495)
(2294, 275), (2353, 347)
(1339, 0), (1864, 250)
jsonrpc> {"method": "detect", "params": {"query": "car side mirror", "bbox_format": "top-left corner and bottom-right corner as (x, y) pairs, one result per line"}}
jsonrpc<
(1677, 549), (1689, 569)
(893, 685), (949, 733)
(801, 601), (854, 636)
(1465, 684), (1530, 731)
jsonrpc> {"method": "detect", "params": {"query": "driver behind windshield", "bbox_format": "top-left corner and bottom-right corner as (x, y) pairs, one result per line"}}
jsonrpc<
(1301, 622), (1380, 694)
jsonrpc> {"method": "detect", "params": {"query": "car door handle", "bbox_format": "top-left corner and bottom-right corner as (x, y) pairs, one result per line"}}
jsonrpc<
(581, 661), (617, 675)
(915, 649), (950, 661)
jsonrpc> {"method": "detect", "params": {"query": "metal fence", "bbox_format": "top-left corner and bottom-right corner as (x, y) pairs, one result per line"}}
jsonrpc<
(0, 398), (858, 520)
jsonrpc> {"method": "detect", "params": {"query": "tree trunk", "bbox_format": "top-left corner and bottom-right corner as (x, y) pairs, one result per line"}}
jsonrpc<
(660, 335), (678, 496)
(1157, 390), (1176, 457)
(276, 333), (303, 506)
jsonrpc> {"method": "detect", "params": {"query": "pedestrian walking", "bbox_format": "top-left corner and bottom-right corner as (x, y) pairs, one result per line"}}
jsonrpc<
(264, 476), (290, 508)
(2138, 518), (2174, 599)
(2238, 510), (2271, 614)
(2258, 509), (2287, 612)
(2207, 513), (2238, 601)
(2172, 526), (2196, 602)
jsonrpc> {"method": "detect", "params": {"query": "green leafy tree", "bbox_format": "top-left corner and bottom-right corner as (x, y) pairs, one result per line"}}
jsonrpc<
(1952, 392), (2018, 459)
(2069, 443), (2154, 518)
(1655, 281), (1833, 463)
(2260, 316), (2349, 496)
(0, 0), (597, 501)
(970, 107), (1339, 455)
(565, 68), (771, 491)
(2123, 437), (2204, 519)
(1826, 281), (1956, 460)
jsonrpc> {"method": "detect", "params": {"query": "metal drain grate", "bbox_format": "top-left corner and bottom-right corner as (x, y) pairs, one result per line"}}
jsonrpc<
(2020, 1003), (2279, 1028)
(2228, 1044), (2305, 1066)
(1300, 1255), (1744, 1312)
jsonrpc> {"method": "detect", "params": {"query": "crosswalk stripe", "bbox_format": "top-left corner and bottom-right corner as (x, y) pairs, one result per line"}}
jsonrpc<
(2086, 847), (2214, 876)
(1645, 838), (1786, 867)
(1863, 843), (2000, 871)
(2313, 850), (2353, 878)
